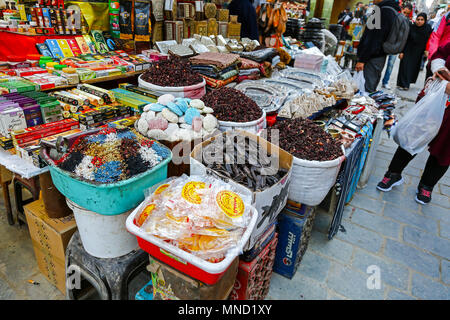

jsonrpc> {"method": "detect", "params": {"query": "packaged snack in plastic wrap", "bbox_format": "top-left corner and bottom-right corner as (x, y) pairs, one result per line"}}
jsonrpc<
(135, 174), (254, 262)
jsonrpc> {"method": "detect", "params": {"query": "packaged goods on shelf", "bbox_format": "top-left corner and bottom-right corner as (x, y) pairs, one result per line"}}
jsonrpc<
(0, 101), (27, 138)
(0, 79), (38, 93)
(118, 83), (159, 100)
(11, 118), (80, 149)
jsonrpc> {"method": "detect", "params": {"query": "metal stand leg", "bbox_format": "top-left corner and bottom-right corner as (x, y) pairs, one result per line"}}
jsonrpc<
(2, 180), (14, 225)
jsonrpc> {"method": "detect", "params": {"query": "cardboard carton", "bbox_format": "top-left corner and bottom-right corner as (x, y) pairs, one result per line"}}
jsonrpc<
(190, 130), (293, 251)
(148, 255), (238, 300)
(24, 198), (77, 293)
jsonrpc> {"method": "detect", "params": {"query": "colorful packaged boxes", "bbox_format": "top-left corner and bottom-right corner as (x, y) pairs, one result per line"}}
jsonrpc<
(76, 68), (96, 81)
(0, 101), (27, 138)
(39, 99), (64, 124)
(91, 67), (123, 78)
(0, 136), (14, 150)
(19, 144), (45, 167)
(109, 116), (139, 128)
(15, 67), (49, 77)
(110, 88), (157, 104)
(1, 93), (44, 127)
(111, 56), (135, 72)
(77, 84), (115, 104)
(11, 119), (80, 148)
(109, 90), (148, 113)
(118, 83), (159, 100)
(0, 79), (38, 93)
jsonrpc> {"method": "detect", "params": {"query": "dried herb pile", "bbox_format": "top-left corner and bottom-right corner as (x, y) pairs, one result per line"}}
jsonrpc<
(141, 57), (203, 87)
(267, 118), (343, 161)
(201, 87), (263, 123)
(201, 132), (288, 192)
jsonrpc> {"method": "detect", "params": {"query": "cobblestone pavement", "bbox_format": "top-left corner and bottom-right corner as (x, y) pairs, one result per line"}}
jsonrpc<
(268, 59), (450, 300)
(0, 59), (448, 300)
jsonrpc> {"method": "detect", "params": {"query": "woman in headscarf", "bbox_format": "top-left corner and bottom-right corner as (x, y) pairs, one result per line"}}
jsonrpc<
(397, 13), (432, 90)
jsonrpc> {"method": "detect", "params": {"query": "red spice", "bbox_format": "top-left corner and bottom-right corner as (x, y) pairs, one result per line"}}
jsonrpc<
(201, 87), (263, 122)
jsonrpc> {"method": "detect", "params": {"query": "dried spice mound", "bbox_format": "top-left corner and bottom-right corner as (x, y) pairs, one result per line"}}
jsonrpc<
(124, 154), (149, 177)
(57, 127), (170, 184)
(59, 151), (83, 172)
(201, 87), (263, 123)
(141, 56), (203, 87)
(267, 118), (343, 161)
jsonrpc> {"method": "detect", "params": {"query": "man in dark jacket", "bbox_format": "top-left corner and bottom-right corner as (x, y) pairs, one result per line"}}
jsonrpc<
(355, 0), (401, 93)
(228, 0), (259, 40)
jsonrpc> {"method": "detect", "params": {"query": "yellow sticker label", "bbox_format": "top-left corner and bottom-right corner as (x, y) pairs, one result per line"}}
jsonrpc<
(216, 190), (244, 219)
(181, 181), (205, 204)
(154, 183), (170, 195)
(137, 203), (155, 226)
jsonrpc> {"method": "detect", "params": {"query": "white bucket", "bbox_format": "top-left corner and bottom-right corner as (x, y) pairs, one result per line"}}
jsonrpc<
(66, 199), (138, 258)
(138, 75), (206, 99)
(288, 146), (346, 206)
(217, 109), (267, 135)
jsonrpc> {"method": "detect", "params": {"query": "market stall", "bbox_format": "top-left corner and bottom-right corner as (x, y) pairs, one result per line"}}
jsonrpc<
(0, 0), (397, 300)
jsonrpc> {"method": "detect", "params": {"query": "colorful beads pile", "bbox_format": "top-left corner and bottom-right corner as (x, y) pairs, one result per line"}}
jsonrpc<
(136, 94), (220, 142)
(58, 127), (170, 184)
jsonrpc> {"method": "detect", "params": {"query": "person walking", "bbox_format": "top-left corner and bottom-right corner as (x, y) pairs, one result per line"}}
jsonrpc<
(377, 42), (450, 205)
(355, 0), (402, 93)
(425, 11), (450, 79)
(397, 13), (432, 90)
(381, 3), (413, 89)
(338, 6), (353, 40)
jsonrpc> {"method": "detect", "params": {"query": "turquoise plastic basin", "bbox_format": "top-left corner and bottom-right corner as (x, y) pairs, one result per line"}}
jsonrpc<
(46, 152), (172, 215)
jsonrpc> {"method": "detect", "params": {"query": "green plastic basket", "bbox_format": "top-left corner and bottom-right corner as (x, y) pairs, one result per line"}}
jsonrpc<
(42, 149), (172, 215)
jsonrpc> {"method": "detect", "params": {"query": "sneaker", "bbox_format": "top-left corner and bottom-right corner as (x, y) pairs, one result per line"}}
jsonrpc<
(382, 84), (391, 89)
(415, 184), (433, 205)
(376, 172), (404, 192)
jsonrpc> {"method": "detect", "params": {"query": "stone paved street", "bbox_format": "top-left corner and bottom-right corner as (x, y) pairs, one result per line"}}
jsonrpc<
(268, 58), (450, 300)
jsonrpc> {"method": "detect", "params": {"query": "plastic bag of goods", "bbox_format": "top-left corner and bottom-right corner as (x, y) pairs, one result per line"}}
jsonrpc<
(129, 174), (258, 264)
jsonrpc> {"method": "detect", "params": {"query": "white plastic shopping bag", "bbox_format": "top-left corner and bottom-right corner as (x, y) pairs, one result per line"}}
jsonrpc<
(392, 79), (448, 155)
(353, 71), (367, 95)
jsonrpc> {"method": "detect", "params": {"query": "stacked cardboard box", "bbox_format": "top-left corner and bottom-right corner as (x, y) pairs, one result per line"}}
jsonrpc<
(148, 255), (238, 300)
(24, 199), (77, 294)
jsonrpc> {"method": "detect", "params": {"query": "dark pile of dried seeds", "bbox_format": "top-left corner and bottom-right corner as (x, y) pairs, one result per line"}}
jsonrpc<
(141, 56), (203, 87)
(201, 87), (263, 123)
(267, 118), (343, 161)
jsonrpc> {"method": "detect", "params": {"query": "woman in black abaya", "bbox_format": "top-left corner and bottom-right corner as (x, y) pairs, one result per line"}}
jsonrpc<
(397, 13), (432, 90)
